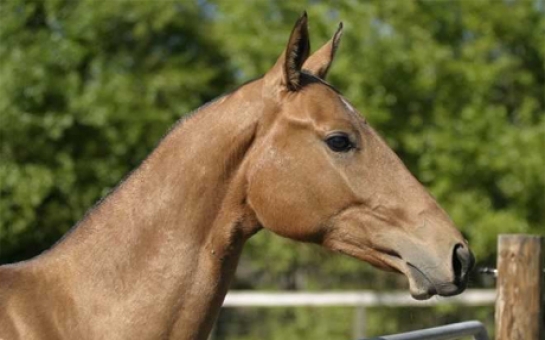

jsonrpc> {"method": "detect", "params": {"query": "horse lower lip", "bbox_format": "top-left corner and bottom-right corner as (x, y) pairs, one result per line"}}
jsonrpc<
(436, 282), (465, 296)
(406, 264), (466, 298)
(407, 263), (436, 298)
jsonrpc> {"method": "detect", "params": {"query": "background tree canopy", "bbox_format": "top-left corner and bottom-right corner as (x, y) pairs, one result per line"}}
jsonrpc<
(0, 0), (543, 339)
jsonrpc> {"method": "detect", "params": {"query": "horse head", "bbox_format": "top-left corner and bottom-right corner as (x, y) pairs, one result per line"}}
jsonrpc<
(245, 13), (473, 300)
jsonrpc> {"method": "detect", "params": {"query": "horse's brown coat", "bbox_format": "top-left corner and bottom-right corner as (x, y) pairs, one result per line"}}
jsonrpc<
(0, 13), (473, 340)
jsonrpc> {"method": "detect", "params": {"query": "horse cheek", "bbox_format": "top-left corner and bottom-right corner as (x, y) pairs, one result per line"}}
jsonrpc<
(246, 160), (322, 241)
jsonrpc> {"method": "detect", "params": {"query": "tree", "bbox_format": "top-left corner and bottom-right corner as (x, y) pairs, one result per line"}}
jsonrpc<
(0, 0), (235, 261)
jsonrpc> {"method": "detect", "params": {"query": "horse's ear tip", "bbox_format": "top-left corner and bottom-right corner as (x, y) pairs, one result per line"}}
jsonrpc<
(336, 22), (344, 36)
(292, 11), (308, 29)
(298, 11), (308, 26)
(334, 22), (344, 45)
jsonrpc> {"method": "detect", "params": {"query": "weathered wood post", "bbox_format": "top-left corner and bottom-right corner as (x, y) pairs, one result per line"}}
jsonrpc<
(495, 234), (544, 340)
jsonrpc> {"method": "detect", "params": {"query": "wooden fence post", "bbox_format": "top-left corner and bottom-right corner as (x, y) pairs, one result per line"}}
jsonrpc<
(495, 234), (544, 340)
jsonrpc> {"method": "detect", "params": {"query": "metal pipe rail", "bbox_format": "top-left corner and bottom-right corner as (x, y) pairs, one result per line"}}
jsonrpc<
(362, 320), (489, 340)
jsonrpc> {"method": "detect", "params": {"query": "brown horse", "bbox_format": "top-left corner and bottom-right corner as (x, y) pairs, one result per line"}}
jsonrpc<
(0, 13), (473, 340)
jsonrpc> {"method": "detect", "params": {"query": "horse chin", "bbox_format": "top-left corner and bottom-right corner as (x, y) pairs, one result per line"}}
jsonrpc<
(406, 264), (436, 300)
(368, 257), (438, 300)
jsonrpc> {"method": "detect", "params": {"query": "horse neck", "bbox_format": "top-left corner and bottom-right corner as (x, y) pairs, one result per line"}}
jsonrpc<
(40, 80), (264, 339)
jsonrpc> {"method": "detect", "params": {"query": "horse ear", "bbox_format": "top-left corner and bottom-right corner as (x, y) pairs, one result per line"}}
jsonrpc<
(265, 12), (311, 92)
(302, 22), (343, 80)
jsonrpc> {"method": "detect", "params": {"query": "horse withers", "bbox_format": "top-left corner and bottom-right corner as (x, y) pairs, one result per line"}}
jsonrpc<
(0, 13), (474, 340)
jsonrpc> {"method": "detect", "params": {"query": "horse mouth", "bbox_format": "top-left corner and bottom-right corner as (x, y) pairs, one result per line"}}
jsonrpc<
(324, 238), (467, 300)
(324, 239), (405, 274)
(406, 263), (466, 300)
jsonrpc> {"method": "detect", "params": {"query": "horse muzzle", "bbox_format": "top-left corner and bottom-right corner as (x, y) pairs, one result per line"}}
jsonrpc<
(405, 243), (475, 300)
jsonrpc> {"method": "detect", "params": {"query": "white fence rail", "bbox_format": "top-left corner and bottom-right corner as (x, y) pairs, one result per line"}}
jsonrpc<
(222, 289), (496, 307)
(218, 289), (495, 339)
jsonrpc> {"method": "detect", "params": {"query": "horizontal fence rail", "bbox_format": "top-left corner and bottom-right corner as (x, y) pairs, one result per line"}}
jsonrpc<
(222, 289), (496, 307)
(362, 320), (489, 340)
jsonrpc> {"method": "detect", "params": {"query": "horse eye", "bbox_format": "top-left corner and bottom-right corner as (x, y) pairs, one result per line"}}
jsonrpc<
(325, 134), (353, 152)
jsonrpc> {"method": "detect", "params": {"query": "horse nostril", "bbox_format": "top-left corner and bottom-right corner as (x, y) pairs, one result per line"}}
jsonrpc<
(452, 245), (463, 281)
(452, 243), (474, 283)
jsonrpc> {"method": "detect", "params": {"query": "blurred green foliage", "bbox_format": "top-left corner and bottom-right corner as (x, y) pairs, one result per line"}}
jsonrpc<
(0, 0), (234, 260)
(0, 0), (544, 339)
